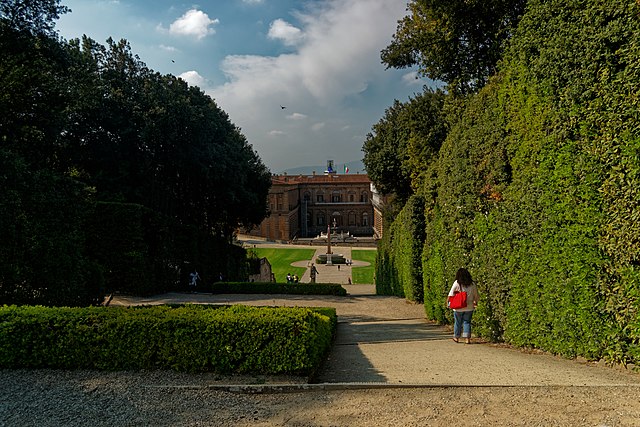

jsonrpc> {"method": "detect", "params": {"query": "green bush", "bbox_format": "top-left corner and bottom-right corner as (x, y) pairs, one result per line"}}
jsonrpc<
(0, 150), (103, 307)
(201, 282), (347, 296)
(375, 220), (402, 297)
(86, 202), (252, 296)
(0, 304), (336, 374)
(380, 0), (640, 365)
(86, 202), (159, 295)
(375, 195), (425, 301)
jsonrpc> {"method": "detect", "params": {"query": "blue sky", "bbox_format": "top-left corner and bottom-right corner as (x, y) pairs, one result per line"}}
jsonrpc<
(56, 0), (434, 173)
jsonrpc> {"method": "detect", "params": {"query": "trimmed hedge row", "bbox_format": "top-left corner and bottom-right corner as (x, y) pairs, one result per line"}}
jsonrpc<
(201, 282), (347, 296)
(385, 0), (640, 364)
(0, 304), (336, 374)
(375, 195), (426, 301)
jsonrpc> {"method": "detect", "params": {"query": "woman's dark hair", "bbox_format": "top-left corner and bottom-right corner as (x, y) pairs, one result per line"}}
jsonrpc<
(455, 268), (473, 287)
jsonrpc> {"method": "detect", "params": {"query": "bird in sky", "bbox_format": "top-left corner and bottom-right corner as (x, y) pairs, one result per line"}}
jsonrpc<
(280, 105), (286, 109)
(171, 59), (175, 63)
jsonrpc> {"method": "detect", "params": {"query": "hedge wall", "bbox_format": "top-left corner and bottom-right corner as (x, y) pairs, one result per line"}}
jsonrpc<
(202, 282), (347, 296)
(414, 0), (640, 364)
(86, 201), (250, 296)
(0, 304), (336, 374)
(375, 195), (425, 301)
(0, 150), (103, 307)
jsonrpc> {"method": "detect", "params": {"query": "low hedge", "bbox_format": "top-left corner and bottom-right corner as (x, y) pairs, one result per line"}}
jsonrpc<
(201, 281), (347, 296)
(0, 304), (336, 375)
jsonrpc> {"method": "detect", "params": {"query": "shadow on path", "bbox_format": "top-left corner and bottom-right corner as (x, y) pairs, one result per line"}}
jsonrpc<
(313, 319), (449, 383)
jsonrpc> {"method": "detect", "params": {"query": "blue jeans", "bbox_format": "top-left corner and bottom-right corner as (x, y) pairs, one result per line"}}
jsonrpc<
(454, 310), (474, 338)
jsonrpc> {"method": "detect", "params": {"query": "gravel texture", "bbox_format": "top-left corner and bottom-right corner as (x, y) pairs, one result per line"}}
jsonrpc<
(4, 287), (640, 426)
(2, 369), (640, 426)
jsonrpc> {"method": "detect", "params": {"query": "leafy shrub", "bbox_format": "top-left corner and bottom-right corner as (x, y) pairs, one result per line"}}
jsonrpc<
(384, 0), (640, 364)
(201, 282), (347, 296)
(0, 304), (336, 374)
(375, 195), (425, 301)
(375, 216), (403, 297)
(0, 150), (102, 307)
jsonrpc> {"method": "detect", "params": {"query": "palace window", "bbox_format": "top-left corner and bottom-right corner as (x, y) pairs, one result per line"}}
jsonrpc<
(317, 212), (325, 226)
(348, 211), (356, 226)
(360, 192), (368, 203)
(362, 213), (369, 226)
(317, 194), (324, 202)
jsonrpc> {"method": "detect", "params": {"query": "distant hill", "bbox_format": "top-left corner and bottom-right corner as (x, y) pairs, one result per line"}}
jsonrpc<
(279, 160), (366, 175)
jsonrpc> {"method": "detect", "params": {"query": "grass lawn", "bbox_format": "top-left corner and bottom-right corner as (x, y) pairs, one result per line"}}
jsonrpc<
(249, 248), (316, 283)
(351, 249), (376, 284)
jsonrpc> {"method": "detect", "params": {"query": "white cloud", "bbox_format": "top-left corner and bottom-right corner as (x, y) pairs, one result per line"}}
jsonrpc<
(178, 70), (209, 89)
(169, 9), (219, 39)
(287, 113), (307, 120)
(269, 130), (286, 136)
(159, 44), (178, 52)
(402, 71), (425, 86)
(214, 1), (404, 106)
(210, 0), (412, 171)
(268, 19), (304, 46)
(242, 0), (264, 3)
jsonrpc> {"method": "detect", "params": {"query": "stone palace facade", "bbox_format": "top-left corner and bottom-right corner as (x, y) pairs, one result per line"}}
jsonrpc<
(246, 170), (383, 242)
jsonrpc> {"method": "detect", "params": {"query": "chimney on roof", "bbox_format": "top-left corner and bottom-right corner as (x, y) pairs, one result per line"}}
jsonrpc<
(312, 171), (316, 176)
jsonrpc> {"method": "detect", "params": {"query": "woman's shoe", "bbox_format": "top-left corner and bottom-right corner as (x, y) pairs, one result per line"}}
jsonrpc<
(465, 338), (471, 344)
(452, 337), (459, 343)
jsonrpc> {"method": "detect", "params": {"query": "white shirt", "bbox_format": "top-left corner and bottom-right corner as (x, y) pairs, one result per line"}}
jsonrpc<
(448, 280), (479, 312)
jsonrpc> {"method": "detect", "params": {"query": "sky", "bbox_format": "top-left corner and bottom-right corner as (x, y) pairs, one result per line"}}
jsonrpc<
(56, 0), (434, 173)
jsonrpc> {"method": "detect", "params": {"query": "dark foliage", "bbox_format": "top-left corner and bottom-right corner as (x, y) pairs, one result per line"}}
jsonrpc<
(0, 3), (271, 305)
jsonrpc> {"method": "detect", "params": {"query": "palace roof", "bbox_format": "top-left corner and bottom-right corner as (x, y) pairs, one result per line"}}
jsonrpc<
(272, 173), (370, 185)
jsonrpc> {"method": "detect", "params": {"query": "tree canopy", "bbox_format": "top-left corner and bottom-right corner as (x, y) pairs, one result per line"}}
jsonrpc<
(381, 0), (526, 94)
(362, 89), (446, 202)
(0, 2), (271, 305)
(0, 0), (69, 36)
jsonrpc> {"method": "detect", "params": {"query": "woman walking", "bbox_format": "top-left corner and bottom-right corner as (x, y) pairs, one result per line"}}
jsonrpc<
(447, 268), (479, 344)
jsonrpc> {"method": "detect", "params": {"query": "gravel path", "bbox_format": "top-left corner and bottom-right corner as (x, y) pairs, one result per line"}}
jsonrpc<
(3, 287), (640, 426)
(2, 369), (640, 426)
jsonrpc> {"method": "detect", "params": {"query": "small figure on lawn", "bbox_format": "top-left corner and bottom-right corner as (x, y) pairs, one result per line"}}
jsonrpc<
(310, 263), (319, 283)
(189, 271), (200, 290)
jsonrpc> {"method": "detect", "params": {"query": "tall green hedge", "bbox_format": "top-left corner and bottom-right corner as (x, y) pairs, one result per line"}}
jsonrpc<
(0, 150), (102, 307)
(86, 201), (250, 296)
(86, 202), (160, 295)
(395, 0), (640, 364)
(375, 195), (425, 301)
(375, 222), (400, 296)
(422, 80), (510, 329)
